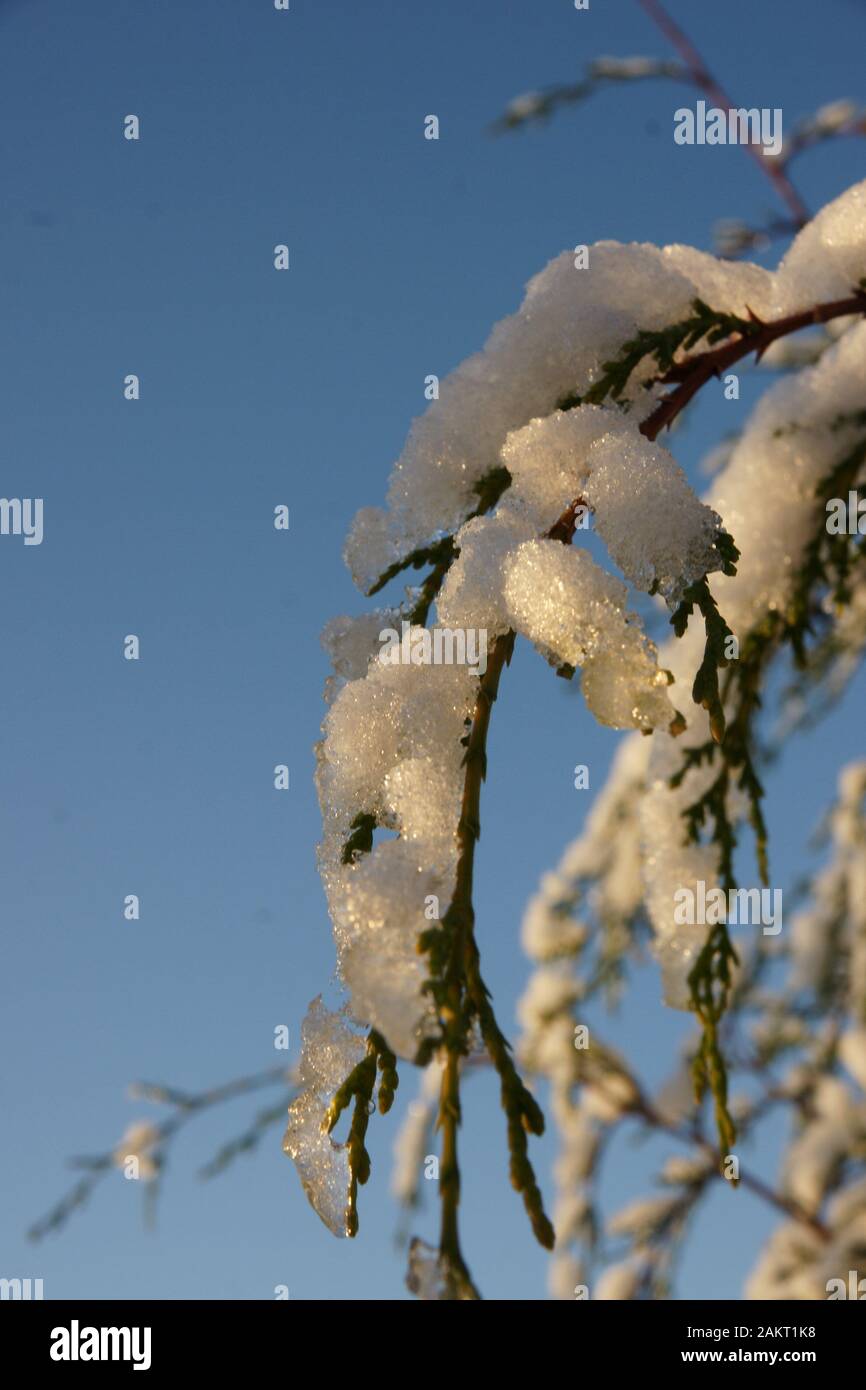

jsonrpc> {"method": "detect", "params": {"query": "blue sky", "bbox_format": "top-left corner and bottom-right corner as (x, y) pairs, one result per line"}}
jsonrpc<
(2, 0), (866, 1301)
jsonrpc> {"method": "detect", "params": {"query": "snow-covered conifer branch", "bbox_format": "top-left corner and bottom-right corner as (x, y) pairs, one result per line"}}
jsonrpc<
(521, 761), (866, 1297)
(284, 179), (866, 1297)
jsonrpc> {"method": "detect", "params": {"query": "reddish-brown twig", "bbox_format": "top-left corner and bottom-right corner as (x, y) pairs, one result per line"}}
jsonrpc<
(641, 290), (866, 441)
(637, 0), (811, 228)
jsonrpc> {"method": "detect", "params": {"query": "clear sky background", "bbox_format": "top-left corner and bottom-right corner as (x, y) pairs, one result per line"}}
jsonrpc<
(2, 0), (866, 1302)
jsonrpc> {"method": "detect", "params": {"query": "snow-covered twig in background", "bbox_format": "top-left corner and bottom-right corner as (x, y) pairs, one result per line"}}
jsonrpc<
(30, 1066), (295, 1241)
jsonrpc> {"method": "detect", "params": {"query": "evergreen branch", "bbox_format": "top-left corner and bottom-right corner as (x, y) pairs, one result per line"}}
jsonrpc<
(670, 424), (866, 1156)
(324, 1031), (399, 1238)
(688, 921), (740, 1158)
(336, 296), (866, 1292)
(675, 427), (866, 880)
(641, 290), (866, 441)
(556, 292), (866, 441)
(419, 631), (517, 1296)
(367, 534), (455, 598)
(405, 542), (458, 627)
(577, 299), (758, 409)
(463, 935), (554, 1250)
(437, 1048), (480, 1299)
(374, 1032), (399, 1114)
(670, 557), (739, 744)
(366, 465), (511, 602)
(415, 490), (620, 1282)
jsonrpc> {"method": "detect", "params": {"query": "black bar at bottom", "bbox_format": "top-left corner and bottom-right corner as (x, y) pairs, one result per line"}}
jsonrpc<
(2, 1297), (860, 1374)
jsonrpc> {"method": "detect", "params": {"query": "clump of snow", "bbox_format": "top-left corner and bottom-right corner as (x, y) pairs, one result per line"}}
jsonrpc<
(334, 839), (443, 1059)
(406, 1236), (471, 1300)
(662, 243), (775, 320)
(382, 757), (460, 864)
(500, 405), (628, 533)
(773, 179), (866, 314)
(436, 510), (535, 636)
(710, 322), (866, 637)
(321, 609), (399, 688)
(346, 242), (708, 577)
(282, 997), (366, 1237)
(113, 1122), (160, 1181)
(315, 649), (479, 1060)
(501, 407), (726, 606)
(343, 506), (403, 595)
(317, 651), (476, 860)
(346, 183), (866, 598)
(503, 541), (677, 732)
(504, 540), (629, 664)
(580, 642), (674, 733)
(584, 431), (725, 606)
